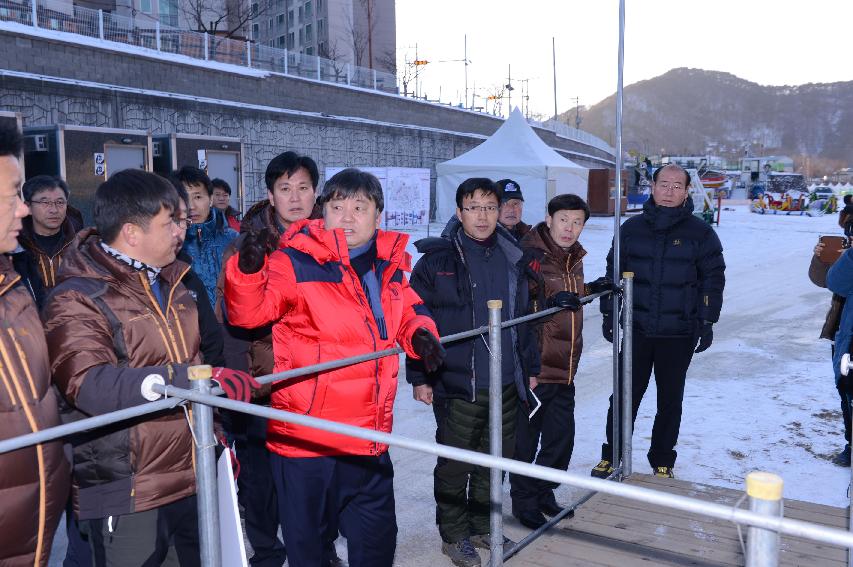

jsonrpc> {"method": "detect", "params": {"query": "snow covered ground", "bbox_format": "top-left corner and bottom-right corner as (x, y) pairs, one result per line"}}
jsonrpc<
(389, 204), (851, 566)
(48, 204), (852, 565)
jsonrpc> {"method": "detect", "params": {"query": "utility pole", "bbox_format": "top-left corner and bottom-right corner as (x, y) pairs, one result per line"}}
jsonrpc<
(552, 37), (558, 121)
(575, 96), (582, 129)
(415, 43), (419, 98)
(464, 35), (469, 109)
(520, 78), (531, 119)
(366, 0), (373, 69)
(505, 64), (514, 116)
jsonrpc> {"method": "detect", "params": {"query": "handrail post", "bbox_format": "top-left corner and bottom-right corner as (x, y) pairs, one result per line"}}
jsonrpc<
(346, 63), (351, 85)
(98, 9), (104, 39)
(488, 299), (504, 567)
(31, 0), (38, 27)
(745, 472), (783, 567)
(203, 32), (209, 60)
(246, 40), (251, 67)
(189, 365), (221, 567)
(373, 68), (377, 90)
(621, 273), (634, 478)
(155, 21), (160, 51)
(316, 56), (321, 80)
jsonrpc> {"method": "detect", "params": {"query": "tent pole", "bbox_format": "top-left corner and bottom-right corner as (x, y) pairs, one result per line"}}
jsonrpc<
(611, 0), (626, 477)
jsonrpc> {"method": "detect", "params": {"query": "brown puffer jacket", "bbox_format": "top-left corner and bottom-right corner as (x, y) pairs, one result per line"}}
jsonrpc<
(809, 253), (846, 341)
(522, 222), (586, 385)
(0, 254), (69, 566)
(18, 214), (80, 289)
(43, 230), (200, 521)
(216, 199), (282, 383)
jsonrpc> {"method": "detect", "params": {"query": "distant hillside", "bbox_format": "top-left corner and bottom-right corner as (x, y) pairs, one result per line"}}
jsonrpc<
(572, 68), (853, 166)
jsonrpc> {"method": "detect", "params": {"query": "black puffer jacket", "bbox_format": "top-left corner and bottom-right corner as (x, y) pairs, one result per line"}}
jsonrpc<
(406, 219), (540, 403)
(601, 196), (725, 337)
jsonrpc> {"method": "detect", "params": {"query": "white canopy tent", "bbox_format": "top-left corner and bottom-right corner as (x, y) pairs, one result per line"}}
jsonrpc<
(435, 108), (590, 223)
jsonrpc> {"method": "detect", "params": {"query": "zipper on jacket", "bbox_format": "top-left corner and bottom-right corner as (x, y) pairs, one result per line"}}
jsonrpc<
(453, 236), (478, 403)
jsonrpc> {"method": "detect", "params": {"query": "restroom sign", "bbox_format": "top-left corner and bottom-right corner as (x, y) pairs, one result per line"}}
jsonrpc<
(94, 153), (105, 176)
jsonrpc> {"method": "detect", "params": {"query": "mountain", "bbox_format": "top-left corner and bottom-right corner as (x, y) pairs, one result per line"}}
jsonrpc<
(573, 68), (853, 165)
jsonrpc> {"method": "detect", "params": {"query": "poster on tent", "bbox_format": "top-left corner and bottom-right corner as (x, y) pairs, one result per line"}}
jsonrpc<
(323, 167), (430, 229)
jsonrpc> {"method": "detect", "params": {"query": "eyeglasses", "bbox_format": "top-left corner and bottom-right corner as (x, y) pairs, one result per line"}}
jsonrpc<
(656, 182), (685, 192)
(461, 205), (499, 214)
(29, 199), (67, 209)
(172, 218), (193, 229)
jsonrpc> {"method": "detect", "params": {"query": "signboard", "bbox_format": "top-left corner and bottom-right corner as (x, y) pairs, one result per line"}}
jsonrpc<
(197, 149), (208, 171)
(324, 167), (430, 229)
(94, 153), (105, 176)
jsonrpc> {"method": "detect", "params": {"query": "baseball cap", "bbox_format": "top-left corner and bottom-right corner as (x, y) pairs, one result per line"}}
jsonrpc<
(497, 179), (523, 203)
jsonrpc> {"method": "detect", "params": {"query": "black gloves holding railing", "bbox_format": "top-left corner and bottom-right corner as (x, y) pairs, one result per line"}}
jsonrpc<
(586, 276), (617, 295)
(213, 367), (262, 403)
(546, 291), (582, 311)
(238, 228), (280, 274)
(694, 321), (714, 353)
(411, 328), (446, 373)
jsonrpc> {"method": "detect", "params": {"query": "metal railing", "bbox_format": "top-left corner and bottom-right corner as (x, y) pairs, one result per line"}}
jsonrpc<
(0, 278), (850, 566)
(0, 0), (398, 93)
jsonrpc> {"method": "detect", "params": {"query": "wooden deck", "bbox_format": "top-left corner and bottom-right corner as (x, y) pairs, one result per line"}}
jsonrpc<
(513, 474), (848, 566)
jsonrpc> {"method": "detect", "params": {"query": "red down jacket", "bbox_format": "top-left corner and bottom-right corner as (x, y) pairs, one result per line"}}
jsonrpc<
(224, 219), (437, 458)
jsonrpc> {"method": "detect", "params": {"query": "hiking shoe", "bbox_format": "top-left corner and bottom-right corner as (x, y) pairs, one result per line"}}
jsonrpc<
(538, 493), (564, 517)
(833, 446), (852, 467)
(591, 459), (613, 478)
(469, 533), (515, 555)
(441, 538), (481, 567)
(654, 466), (675, 478)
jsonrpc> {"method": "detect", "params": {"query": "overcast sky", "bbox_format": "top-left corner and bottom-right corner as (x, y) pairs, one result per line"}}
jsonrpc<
(395, 0), (852, 119)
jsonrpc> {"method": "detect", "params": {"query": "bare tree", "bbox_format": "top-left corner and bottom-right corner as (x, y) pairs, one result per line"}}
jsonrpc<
(318, 40), (348, 84)
(180, 0), (270, 39)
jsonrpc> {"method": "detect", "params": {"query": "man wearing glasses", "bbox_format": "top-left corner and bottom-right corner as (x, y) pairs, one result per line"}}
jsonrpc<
(13, 175), (80, 306)
(591, 163), (725, 480)
(407, 178), (540, 567)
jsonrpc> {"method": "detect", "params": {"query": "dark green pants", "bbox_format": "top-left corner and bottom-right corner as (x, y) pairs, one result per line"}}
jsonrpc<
(432, 385), (517, 543)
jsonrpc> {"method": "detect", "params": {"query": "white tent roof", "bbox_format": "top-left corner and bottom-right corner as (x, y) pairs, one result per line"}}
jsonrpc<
(437, 108), (587, 172)
(434, 108), (589, 223)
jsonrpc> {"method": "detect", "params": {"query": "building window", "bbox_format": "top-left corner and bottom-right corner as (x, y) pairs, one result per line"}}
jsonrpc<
(252, 22), (260, 38)
(287, 9), (294, 26)
(298, 27), (303, 45)
(252, 2), (258, 15)
(317, 18), (323, 36)
(278, 35), (285, 47)
(306, 46), (313, 55)
(158, 0), (177, 27)
(139, 0), (151, 13)
(317, 0), (322, 12)
(305, 23), (312, 42)
(287, 31), (295, 48)
(277, 13), (284, 26)
(305, 0), (312, 18)
(298, 5), (303, 23)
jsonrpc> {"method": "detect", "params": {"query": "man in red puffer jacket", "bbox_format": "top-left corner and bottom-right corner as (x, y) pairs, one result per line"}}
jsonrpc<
(225, 168), (443, 567)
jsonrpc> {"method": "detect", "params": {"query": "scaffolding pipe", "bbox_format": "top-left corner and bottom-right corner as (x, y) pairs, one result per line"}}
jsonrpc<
(487, 300), (504, 567)
(745, 472), (783, 567)
(188, 365), (221, 567)
(621, 272), (634, 477)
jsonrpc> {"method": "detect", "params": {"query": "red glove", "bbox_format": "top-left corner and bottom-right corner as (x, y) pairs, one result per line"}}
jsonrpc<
(212, 367), (261, 403)
(219, 435), (241, 480)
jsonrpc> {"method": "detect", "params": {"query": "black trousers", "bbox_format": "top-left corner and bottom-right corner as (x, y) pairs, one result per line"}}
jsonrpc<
(601, 334), (695, 469)
(432, 385), (517, 543)
(510, 382), (575, 511)
(270, 453), (396, 567)
(80, 495), (199, 567)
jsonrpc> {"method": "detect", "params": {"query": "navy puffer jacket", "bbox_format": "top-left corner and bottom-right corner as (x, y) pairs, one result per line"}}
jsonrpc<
(601, 196), (725, 337)
(181, 207), (238, 308)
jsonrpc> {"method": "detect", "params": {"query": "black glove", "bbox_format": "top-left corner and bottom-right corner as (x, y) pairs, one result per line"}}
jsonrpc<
(602, 314), (613, 343)
(586, 276), (617, 295)
(546, 291), (581, 311)
(238, 228), (278, 274)
(411, 328), (446, 373)
(694, 321), (714, 353)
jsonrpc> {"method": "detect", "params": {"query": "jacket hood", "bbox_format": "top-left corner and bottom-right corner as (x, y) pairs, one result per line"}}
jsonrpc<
(282, 218), (412, 272)
(643, 195), (696, 232)
(240, 199), (281, 235)
(57, 228), (191, 289)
